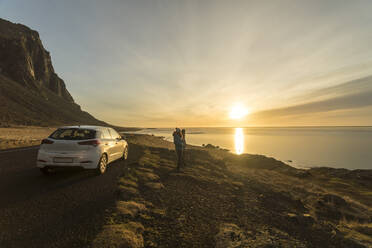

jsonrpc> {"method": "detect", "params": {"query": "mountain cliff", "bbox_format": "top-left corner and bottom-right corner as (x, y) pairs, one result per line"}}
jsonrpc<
(0, 18), (106, 126)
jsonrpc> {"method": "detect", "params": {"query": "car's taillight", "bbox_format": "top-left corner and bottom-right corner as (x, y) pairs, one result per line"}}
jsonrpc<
(78, 140), (100, 146)
(41, 139), (54, 145)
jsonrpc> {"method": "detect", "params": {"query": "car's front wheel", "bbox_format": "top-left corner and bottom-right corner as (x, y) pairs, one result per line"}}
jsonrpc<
(96, 154), (108, 175)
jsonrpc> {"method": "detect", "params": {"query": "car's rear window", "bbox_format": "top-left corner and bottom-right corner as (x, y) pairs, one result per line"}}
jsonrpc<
(50, 128), (96, 140)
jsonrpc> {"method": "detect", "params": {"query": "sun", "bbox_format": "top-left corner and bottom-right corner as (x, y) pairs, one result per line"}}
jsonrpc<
(229, 104), (250, 119)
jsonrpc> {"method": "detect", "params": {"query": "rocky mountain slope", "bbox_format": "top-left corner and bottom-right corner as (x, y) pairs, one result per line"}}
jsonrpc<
(0, 18), (105, 126)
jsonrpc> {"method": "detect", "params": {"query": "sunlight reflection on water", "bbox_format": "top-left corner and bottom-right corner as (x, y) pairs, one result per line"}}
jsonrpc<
(234, 128), (244, 155)
(131, 127), (372, 169)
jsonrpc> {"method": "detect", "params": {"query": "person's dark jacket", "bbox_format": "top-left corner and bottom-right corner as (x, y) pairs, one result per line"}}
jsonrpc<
(173, 132), (183, 150)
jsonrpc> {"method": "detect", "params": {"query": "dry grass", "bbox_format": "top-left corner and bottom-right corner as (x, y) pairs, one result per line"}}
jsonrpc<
(119, 177), (138, 188)
(134, 170), (160, 182)
(0, 126), (56, 149)
(92, 223), (144, 248)
(117, 201), (147, 218)
(125, 134), (174, 150)
(144, 182), (164, 190)
(338, 220), (372, 247)
(94, 135), (372, 247)
(119, 185), (139, 196)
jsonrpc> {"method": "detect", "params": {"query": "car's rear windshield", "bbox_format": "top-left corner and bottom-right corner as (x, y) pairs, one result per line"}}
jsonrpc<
(49, 128), (96, 140)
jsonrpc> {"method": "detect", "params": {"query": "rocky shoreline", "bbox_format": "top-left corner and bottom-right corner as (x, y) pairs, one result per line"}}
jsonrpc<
(93, 134), (372, 248)
(0, 128), (370, 247)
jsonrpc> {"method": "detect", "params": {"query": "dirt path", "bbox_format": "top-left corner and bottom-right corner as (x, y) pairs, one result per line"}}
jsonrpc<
(0, 144), (143, 248)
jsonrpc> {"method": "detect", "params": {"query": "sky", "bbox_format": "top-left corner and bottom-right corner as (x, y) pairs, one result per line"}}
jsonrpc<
(1, 0), (372, 127)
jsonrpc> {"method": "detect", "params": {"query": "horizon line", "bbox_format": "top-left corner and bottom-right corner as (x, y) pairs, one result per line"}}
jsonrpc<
(135, 125), (372, 129)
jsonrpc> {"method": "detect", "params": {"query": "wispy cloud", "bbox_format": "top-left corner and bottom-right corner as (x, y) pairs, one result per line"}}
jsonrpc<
(2, 0), (372, 126)
(250, 75), (372, 125)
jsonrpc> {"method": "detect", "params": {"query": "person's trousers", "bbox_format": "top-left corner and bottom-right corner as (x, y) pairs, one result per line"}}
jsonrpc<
(182, 148), (186, 166)
(176, 148), (183, 170)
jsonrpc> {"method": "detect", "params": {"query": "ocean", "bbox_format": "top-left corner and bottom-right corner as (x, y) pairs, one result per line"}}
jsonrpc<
(130, 127), (372, 170)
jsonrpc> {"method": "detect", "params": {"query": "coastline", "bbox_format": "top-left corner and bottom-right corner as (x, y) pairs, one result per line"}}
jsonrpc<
(126, 127), (372, 170)
(0, 127), (370, 246)
(93, 133), (372, 247)
(1, 125), (370, 172)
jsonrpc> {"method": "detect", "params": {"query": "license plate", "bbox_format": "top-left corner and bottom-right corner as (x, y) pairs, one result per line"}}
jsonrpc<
(53, 157), (73, 163)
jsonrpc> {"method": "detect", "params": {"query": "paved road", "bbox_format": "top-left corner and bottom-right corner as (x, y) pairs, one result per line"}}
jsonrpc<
(0, 145), (142, 248)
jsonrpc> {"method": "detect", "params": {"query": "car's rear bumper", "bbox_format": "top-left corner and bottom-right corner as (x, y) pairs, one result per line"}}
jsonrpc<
(37, 150), (100, 169)
(37, 162), (96, 169)
(39, 165), (85, 170)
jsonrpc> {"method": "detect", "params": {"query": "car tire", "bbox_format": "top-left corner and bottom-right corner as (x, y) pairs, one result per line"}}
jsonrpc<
(122, 146), (128, 161)
(40, 167), (52, 175)
(96, 154), (108, 175)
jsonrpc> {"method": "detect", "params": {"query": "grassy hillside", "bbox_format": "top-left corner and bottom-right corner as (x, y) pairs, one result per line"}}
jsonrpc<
(92, 134), (372, 248)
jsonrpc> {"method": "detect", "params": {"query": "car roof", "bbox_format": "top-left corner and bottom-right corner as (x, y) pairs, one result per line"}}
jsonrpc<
(59, 125), (112, 131)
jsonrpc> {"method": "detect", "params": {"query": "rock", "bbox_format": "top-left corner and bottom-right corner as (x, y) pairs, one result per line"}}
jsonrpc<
(286, 213), (314, 226)
(231, 181), (244, 187)
(204, 144), (218, 149)
(145, 240), (157, 248)
(0, 18), (106, 126)
(215, 223), (247, 248)
(321, 194), (347, 206)
(0, 18), (73, 102)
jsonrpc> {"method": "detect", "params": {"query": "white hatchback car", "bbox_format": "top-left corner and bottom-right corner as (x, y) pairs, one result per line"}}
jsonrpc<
(37, 126), (128, 175)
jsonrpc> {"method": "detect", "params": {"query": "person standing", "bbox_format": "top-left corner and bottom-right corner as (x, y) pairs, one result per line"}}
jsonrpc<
(181, 129), (187, 167)
(173, 128), (183, 171)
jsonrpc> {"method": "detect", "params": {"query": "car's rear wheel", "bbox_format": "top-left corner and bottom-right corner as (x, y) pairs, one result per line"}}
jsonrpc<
(40, 167), (52, 175)
(122, 146), (128, 160)
(96, 154), (108, 175)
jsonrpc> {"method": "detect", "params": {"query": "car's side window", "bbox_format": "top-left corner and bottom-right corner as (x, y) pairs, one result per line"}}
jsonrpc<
(101, 128), (112, 139)
(107, 129), (116, 140)
(110, 129), (121, 140)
